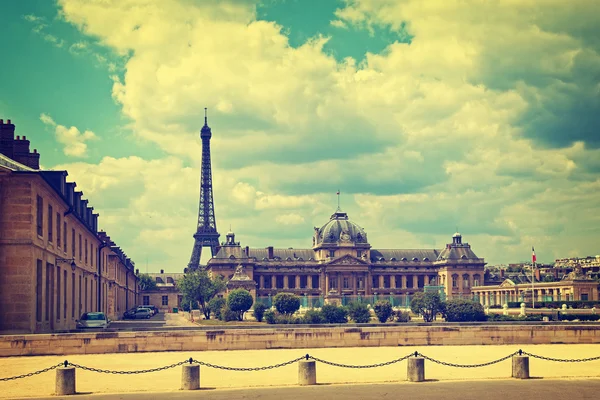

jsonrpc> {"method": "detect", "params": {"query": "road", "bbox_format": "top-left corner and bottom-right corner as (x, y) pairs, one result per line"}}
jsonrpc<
(21, 379), (600, 400)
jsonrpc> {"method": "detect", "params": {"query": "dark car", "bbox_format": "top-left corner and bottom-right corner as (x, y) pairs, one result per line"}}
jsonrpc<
(123, 308), (137, 319)
(146, 305), (159, 315)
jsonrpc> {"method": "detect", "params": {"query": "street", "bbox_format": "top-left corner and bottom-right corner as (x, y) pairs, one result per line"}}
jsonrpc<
(21, 379), (600, 400)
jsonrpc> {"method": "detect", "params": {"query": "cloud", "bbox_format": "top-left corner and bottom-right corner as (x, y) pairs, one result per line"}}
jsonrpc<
(51, 0), (600, 268)
(40, 113), (98, 157)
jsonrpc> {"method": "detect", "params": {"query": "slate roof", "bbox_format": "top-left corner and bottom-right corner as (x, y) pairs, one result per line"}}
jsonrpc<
(370, 249), (440, 262)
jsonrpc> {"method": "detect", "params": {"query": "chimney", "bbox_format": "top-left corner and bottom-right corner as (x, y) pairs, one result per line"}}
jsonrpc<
(500, 269), (505, 279)
(553, 269), (558, 279)
(267, 246), (274, 259)
(160, 269), (164, 274)
(0, 118), (15, 159)
(245, 246), (249, 257)
(534, 268), (541, 282)
(135, 269), (139, 275)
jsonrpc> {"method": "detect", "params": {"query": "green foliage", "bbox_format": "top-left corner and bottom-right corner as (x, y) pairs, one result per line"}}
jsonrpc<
(373, 300), (393, 323)
(177, 271), (226, 319)
(181, 296), (200, 312)
(253, 303), (268, 322)
(264, 309), (277, 324)
(558, 313), (600, 321)
(444, 299), (486, 322)
(347, 302), (371, 323)
(542, 274), (556, 282)
(393, 310), (411, 322)
(208, 297), (226, 320)
(226, 289), (254, 321)
(273, 293), (301, 316)
(138, 273), (158, 291)
(220, 305), (239, 322)
(321, 304), (348, 324)
(303, 309), (326, 324)
(410, 292), (445, 322)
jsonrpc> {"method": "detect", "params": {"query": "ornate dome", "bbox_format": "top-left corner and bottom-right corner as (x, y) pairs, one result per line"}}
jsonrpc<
(314, 210), (369, 246)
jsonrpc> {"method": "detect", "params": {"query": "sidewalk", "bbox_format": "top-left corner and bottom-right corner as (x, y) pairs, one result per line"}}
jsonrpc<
(1, 344), (600, 399)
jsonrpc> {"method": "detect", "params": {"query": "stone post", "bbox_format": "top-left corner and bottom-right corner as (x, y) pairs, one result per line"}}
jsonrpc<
(298, 359), (316, 385)
(407, 357), (425, 382)
(181, 363), (200, 390)
(512, 355), (529, 379)
(520, 303), (526, 317)
(55, 366), (76, 395)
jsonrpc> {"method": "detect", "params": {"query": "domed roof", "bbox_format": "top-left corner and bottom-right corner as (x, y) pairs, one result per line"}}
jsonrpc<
(314, 210), (368, 246)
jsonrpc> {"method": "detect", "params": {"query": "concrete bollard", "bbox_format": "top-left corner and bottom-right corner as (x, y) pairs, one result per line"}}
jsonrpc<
(407, 357), (425, 382)
(55, 367), (76, 395)
(298, 360), (317, 385)
(181, 364), (200, 390)
(512, 356), (529, 379)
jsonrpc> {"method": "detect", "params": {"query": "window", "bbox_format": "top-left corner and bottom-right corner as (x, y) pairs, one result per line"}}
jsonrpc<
(300, 275), (307, 289)
(84, 277), (88, 313)
(372, 276), (379, 289)
(78, 275), (82, 317)
(263, 276), (272, 289)
(452, 275), (458, 288)
(343, 277), (350, 289)
(143, 296), (150, 306)
(85, 239), (88, 264)
(36, 195), (43, 236)
(63, 222), (67, 254)
(63, 270), (67, 319)
(56, 266), (61, 320)
(384, 276), (391, 288)
(356, 250), (362, 258)
(473, 274), (480, 287)
(91, 243), (94, 267)
(329, 276), (338, 290)
(276, 275), (284, 289)
(312, 275), (320, 289)
(357, 277), (364, 289)
(581, 293), (589, 301)
(329, 250), (335, 258)
(72, 272), (75, 318)
(46, 263), (54, 321)
(79, 234), (82, 261)
(162, 296), (169, 306)
(72, 229), (75, 257)
(48, 205), (53, 242)
(463, 275), (470, 288)
(288, 276), (296, 289)
(36, 260), (43, 322)
(57, 213), (61, 248)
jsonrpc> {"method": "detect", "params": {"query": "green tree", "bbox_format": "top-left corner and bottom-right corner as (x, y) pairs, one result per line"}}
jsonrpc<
(444, 299), (486, 322)
(177, 271), (226, 319)
(253, 303), (268, 322)
(410, 292), (445, 322)
(373, 300), (393, 323)
(208, 297), (226, 320)
(273, 293), (301, 316)
(138, 273), (157, 291)
(347, 302), (371, 323)
(227, 289), (254, 321)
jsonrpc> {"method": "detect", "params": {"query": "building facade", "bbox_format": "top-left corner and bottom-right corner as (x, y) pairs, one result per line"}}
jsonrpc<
(206, 209), (486, 305)
(0, 119), (138, 333)
(139, 271), (185, 312)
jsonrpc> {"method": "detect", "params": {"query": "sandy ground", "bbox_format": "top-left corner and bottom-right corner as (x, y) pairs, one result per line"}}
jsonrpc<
(1, 344), (600, 399)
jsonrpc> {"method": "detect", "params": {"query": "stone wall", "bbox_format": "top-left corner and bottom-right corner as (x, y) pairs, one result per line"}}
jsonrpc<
(1, 324), (599, 357)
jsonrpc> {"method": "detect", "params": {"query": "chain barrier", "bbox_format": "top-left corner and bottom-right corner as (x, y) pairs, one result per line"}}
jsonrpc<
(416, 351), (519, 368)
(0, 363), (63, 381)
(308, 352), (415, 368)
(521, 351), (600, 363)
(192, 356), (305, 371)
(67, 359), (190, 375)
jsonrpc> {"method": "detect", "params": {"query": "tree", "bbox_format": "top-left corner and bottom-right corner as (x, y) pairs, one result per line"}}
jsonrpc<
(321, 304), (348, 323)
(138, 273), (157, 291)
(373, 300), (393, 323)
(410, 292), (445, 322)
(227, 289), (254, 321)
(347, 302), (371, 323)
(273, 293), (301, 316)
(177, 271), (226, 319)
(208, 297), (226, 320)
(444, 299), (486, 322)
(253, 303), (268, 322)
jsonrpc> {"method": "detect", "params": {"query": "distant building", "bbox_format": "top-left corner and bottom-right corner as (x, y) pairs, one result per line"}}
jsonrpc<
(139, 270), (184, 312)
(0, 119), (138, 333)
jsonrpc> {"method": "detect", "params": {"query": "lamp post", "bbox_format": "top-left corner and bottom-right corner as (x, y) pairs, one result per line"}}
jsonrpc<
(56, 257), (77, 271)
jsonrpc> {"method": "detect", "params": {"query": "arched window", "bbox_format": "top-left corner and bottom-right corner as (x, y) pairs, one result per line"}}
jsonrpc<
(412, 257), (418, 261)
(452, 275), (458, 288)
(462, 274), (470, 288)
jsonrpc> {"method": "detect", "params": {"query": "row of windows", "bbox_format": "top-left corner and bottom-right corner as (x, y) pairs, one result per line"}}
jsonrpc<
(142, 295), (170, 306)
(36, 195), (97, 268)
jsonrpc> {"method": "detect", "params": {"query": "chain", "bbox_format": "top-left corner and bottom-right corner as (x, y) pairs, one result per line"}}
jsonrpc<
(417, 351), (519, 368)
(0, 363), (63, 381)
(308, 353), (415, 368)
(521, 351), (600, 363)
(193, 356), (305, 371)
(68, 360), (190, 374)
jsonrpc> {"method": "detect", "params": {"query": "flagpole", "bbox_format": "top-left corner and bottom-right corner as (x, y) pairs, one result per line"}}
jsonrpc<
(532, 247), (535, 309)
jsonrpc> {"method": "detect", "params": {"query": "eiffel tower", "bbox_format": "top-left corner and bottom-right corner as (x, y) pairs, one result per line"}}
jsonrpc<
(187, 108), (220, 271)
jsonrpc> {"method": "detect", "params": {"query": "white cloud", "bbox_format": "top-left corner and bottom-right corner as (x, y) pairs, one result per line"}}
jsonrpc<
(51, 0), (600, 268)
(40, 113), (98, 157)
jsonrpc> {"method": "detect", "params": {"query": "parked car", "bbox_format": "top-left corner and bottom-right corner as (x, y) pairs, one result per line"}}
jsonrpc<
(134, 308), (152, 319)
(123, 308), (138, 319)
(76, 312), (110, 329)
(146, 305), (159, 315)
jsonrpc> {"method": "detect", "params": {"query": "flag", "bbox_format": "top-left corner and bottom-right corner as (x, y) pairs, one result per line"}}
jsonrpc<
(532, 247), (536, 263)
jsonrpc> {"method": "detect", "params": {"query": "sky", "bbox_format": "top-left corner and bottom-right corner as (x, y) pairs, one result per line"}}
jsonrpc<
(1, 0), (599, 272)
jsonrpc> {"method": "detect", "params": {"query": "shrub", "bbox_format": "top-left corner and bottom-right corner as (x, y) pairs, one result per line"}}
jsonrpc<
(393, 310), (411, 322)
(208, 297), (226, 320)
(347, 302), (371, 323)
(264, 310), (277, 324)
(226, 289), (254, 321)
(321, 304), (348, 324)
(304, 309), (326, 324)
(253, 303), (268, 322)
(273, 293), (301, 316)
(559, 313), (600, 321)
(373, 300), (393, 323)
(487, 314), (517, 321)
(444, 299), (486, 322)
(410, 292), (445, 322)
(220, 305), (239, 322)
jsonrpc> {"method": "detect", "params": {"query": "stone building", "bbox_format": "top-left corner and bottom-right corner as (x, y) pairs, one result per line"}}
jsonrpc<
(0, 119), (138, 333)
(206, 209), (486, 305)
(139, 271), (185, 312)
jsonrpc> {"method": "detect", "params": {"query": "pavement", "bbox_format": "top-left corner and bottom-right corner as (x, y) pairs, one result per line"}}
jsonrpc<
(2, 344), (600, 399)
(19, 379), (600, 400)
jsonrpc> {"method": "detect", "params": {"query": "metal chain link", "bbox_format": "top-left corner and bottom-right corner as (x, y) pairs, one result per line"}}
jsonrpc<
(0, 363), (63, 381)
(193, 356), (305, 371)
(417, 351), (519, 368)
(68, 360), (190, 374)
(521, 351), (600, 363)
(308, 353), (415, 369)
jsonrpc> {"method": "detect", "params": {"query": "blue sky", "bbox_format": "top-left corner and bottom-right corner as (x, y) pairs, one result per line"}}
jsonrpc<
(1, 0), (599, 272)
